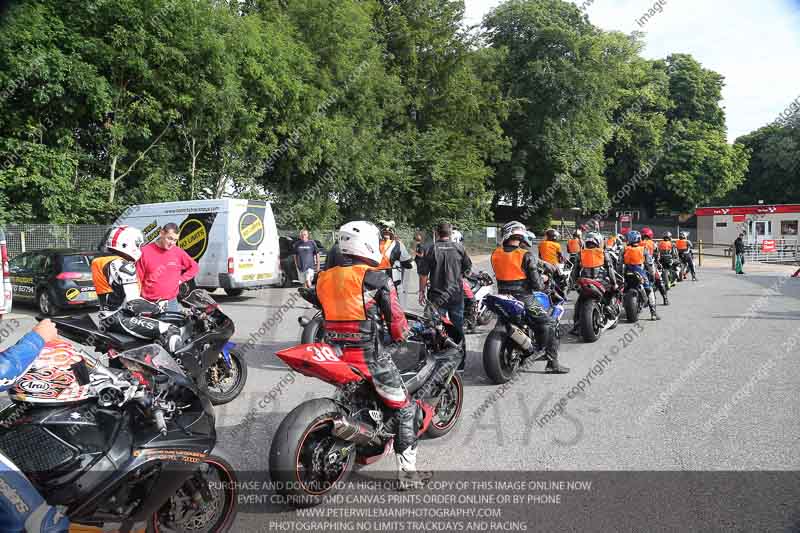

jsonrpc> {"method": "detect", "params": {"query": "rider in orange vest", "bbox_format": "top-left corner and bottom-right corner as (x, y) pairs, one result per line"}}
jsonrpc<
(315, 221), (431, 486)
(676, 231), (698, 281)
(377, 221), (414, 286)
(538, 228), (564, 266)
(569, 232), (618, 335)
(641, 227), (668, 305)
(492, 221), (568, 374)
(623, 231), (659, 320)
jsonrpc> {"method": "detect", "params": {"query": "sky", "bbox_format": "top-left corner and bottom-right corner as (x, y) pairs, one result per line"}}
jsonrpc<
(463, 0), (800, 142)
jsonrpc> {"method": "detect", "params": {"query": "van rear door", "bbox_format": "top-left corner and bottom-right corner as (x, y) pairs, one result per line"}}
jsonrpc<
(229, 201), (280, 287)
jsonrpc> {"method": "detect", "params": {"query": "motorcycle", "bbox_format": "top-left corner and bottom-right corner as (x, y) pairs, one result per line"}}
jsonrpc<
(463, 271), (495, 333)
(660, 255), (679, 288)
(0, 340), (237, 532)
(481, 278), (566, 385)
(574, 272), (622, 342)
(623, 271), (647, 323)
(678, 252), (691, 281)
(48, 289), (248, 405)
(269, 312), (464, 506)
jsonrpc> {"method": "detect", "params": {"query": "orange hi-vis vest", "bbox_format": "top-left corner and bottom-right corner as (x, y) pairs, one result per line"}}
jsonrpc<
(624, 246), (645, 266)
(91, 255), (120, 296)
(538, 240), (561, 265)
(491, 247), (527, 281)
(316, 264), (372, 321)
(643, 239), (655, 255)
(658, 240), (673, 252)
(378, 239), (396, 269)
(567, 238), (581, 254)
(580, 248), (604, 269)
(676, 239), (689, 251)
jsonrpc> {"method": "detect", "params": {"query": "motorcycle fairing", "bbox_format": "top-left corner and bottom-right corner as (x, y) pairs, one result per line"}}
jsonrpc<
(275, 343), (363, 386)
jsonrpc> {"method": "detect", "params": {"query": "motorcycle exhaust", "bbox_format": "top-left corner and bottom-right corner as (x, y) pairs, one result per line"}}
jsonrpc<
(507, 324), (534, 353)
(331, 415), (379, 446)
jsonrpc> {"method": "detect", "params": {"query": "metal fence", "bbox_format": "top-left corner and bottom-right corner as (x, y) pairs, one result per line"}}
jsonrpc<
(0, 224), (504, 258)
(699, 239), (800, 265)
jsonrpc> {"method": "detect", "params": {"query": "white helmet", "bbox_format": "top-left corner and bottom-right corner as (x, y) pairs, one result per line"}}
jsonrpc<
(501, 221), (527, 243)
(451, 230), (463, 243)
(338, 221), (381, 266)
(105, 225), (144, 261)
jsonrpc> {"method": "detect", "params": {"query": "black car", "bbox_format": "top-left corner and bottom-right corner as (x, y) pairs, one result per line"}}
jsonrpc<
(278, 236), (327, 287)
(8, 249), (101, 315)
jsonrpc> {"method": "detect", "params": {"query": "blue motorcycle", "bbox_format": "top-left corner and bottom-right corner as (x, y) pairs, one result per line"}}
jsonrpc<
(481, 287), (565, 384)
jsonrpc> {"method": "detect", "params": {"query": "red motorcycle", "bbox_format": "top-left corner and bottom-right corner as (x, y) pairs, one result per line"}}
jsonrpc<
(269, 312), (464, 506)
(575, 273), (622, 342)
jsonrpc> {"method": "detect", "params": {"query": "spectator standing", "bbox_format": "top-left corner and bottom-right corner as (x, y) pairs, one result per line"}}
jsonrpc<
(734, 233), (746, 275)
(138, 223), (199, 311)
(293, 229), (320, 288)
(413, 231), (426, 294)
(418, 222), (472, 368)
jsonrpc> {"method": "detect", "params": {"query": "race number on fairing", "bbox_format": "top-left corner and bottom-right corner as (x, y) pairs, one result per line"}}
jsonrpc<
(306, 345), (340, 362)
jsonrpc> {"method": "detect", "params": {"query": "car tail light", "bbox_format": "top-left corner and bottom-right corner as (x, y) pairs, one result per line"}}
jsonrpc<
(227, 257), (234, 274)
(56, 272), (83, 280)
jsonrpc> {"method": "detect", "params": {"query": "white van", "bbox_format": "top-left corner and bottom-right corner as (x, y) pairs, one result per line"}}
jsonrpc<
(114, 199), (281, 295)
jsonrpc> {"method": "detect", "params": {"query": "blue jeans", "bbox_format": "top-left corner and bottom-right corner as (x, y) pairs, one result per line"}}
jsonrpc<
(164, 298), (182, 312)
(439, 297), (465, 344)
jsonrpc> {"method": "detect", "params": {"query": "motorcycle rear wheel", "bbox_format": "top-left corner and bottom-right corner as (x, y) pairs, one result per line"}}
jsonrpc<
(425, 373), (463, 438)
(623, 291), (640, 323)
(149, 454), (238, 533)
(482, 330), (521, 384)
(579, 298), (601, 343)
(269, 399), (355, 508)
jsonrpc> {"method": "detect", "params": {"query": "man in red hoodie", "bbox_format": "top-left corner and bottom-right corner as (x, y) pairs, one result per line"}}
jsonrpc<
(138, 223), (199, 311)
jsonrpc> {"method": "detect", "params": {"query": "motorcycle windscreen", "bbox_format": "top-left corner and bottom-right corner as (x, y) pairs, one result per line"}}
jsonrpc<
(9, 340), (96, 404)
(183, 288), (220, 311)
(275, 343), (363, 386)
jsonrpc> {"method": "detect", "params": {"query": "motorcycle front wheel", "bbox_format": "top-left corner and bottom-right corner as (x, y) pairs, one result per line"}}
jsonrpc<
(482, 329), (522, 384)
(149, 455), (238, 533)
(300, 314), (325, 344)
(205, 349), (248, 406)
(425, 373), (463, 438)
(269, 399), (355, 508)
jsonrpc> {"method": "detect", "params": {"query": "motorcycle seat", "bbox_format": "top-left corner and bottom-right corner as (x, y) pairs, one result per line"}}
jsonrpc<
(51, 314), (142, 350)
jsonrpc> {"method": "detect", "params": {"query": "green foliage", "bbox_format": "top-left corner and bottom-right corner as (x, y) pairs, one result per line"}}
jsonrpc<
(0, 0), (762, 229)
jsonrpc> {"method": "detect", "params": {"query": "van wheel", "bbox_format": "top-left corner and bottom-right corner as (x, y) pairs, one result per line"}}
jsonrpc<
(224, 288), (244, 297)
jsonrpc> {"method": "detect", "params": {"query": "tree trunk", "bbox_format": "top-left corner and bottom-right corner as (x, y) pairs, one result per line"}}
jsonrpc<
(109, 155), (118, 204)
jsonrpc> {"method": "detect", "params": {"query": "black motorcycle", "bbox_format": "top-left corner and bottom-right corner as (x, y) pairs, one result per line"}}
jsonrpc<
(623, 271), (647, 323)
(49, 290), (247, 405)
(0, 342), (237, 531)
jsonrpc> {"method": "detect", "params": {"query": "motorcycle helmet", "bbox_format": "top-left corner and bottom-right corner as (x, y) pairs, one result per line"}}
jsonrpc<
(521, 230), (536, 249)
(584, 232), (602, 248)
(545, 228), (560, 241)
(663, 231), (672, 240)
(105, 226), (144, 261)
(620, 226), (630, 236)
(378, 219), (396, 240)
(680, 231), (689, 239)
(627, 230), (642, 245)
(641, 227), (654, 239)
(338, 221), (382, 266)
(451, 229), (464, 243)
(501, 221), (528, 244)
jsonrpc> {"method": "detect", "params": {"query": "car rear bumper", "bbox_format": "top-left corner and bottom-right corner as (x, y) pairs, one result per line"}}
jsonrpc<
(218, 273), (279, 290)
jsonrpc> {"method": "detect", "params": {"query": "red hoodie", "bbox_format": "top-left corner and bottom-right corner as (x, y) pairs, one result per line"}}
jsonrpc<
(137, 242), (199, 301)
